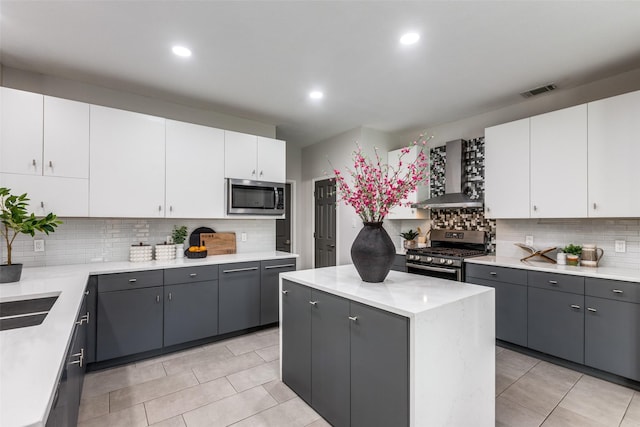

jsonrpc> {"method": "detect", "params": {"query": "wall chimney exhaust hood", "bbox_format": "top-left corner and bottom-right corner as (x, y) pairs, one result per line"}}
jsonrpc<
(412, 139), (483, 209)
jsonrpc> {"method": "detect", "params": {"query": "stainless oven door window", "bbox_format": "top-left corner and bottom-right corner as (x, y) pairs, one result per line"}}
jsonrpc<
(406, 263), (462, 281)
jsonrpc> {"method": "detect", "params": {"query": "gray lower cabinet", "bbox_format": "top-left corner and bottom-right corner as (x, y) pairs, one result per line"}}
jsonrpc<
(164, 281), (218, 347)
(96, 286), (164, 361)
(281, 279), (409, 427)
(527, 286), (584, 364)
(260, 258), (297, 325)
(465, 264), (528, 347)
(219, 261), (261, 334)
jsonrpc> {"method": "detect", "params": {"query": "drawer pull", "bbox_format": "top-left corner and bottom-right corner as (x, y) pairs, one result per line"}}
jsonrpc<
(223, 267), (259, 273)
(156, 295), (160, 303)
(570, 304), (581, 310)
(612, 289), (624, 294)
(281, 290), (289, 295)
(189, 273), (198, 277)
(168, 292), (172, 301)
(129, 278), (137, 283)
(587, 307), (597, 312)
(348, 316), (358, 322)
(548, 280), (558, 285)
(264, 264), (296, 270)
(489, 272), (497, 276)
(309, 301), (318, 306)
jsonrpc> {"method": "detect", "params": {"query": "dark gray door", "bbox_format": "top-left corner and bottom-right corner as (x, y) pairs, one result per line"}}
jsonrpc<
(96, 286), (164, 361)
(528, 287), (584, 363)
(314, 178), (336, 268)
(350, 301), (409, 427)
(164, 281), (219, 347)
(585, 296), (640, 381)
(467, 277), (528, 347)
(281, 280), (312, 404)
(276, 183), (292, 252)
(218, 262), (261, 334)
(260, 258), (296, 325)
(311, 289), (350, 427)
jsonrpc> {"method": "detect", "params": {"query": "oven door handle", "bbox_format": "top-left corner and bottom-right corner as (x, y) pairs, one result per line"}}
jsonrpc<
(405, 263), (458, 274)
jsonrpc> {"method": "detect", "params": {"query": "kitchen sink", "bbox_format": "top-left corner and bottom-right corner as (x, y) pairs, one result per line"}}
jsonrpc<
(0, 295), (59, 331)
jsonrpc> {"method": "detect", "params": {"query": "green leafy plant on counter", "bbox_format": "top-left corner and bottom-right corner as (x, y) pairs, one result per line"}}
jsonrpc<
(562, 244), (582, 256)
(0, 187), (62, 265)
(171, 225), (188, 244)
(399, 229), (420, 241)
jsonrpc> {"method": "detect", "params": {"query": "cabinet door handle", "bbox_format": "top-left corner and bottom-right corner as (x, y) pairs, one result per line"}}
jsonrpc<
(612, 289), (624, 294)
(84, 290), (90, 296)
(169, 205), (173, 213)
(69, 348), (84, 368)
(32, 159), (37, 167)
(309, 301), (318, 306)
(281, 290), (289, 295)
(587, 307), (597, 312)
(40, 201), (44, 208)
(129, 278), (137, 283)
(49, 160), (53, 169)
(251, 169), (256, 176)
(548, 280), (558, 285)
(264, 264), (296, 269)
(259, 170), (264, 177)
(533, 205), (537, 211)
(168, 292), (172, 301)
(348, 316), (358, 322)
(570, 304), (581, 310)
(189, 273), (198, 277)
(489, 272), (497, 276)
(158, 205), (162, 212)
(76, 312), (89, 325)
(156, 295), (160, 303)
(223, 267), (258, 273)
(593, 203), (597, 210)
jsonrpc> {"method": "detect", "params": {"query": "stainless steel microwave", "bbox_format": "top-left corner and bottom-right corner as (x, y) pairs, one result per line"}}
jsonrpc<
(227, 179), (285, 215)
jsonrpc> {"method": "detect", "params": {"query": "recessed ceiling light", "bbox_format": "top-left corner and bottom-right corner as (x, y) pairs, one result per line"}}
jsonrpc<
(309, 91), (324, 100)
(172, 46), (192, 57)
(399, 32), (420, 45)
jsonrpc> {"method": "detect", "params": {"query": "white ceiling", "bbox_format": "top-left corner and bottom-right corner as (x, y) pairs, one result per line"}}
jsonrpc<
(2, 1), (640, 147)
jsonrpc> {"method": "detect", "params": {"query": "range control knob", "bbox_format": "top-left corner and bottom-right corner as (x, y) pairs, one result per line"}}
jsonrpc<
(425, 257), (433, 263)
(439, 259), (446, 264)
(446, 259), (454, 265)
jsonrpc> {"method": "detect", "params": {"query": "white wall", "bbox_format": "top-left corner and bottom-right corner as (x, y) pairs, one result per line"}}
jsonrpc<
(1, 66), (276, 138)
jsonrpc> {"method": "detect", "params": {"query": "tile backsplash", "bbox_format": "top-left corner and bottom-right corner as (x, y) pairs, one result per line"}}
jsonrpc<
(497, 218), (640, 270)
(0, 218), (276, 268)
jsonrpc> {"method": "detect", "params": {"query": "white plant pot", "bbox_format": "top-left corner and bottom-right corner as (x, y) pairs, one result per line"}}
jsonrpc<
(175, 243), (184, 258)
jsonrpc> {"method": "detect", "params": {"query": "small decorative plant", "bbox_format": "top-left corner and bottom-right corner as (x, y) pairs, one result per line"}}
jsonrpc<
(399, 229), (420, 241)
(563, 244), (582, 256)
(1, 187), (62, 266)
(171, 225), (188, 245)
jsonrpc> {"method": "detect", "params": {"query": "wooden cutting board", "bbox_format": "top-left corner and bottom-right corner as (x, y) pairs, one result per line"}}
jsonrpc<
(199, 232), (236, 255)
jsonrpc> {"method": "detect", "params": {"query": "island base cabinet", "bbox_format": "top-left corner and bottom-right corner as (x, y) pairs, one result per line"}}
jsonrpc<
(281, 280), (312, 403)
(585, 296), (640, 381)
(350, 300), (408, 427)
(218, 262), (260, 334)
(311, 290), (350, 427)
(281, 279), (409, 427)
(260, 258), (296, 325)
(164, 281), (218, 347)
(528, 287), (584, 364)
(96, 286), (163, 361)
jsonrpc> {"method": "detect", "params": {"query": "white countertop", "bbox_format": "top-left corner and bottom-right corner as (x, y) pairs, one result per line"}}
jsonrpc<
(466, 255), (640, 283)
(280, 264), (492, 318)
(0, 251), (297, 427)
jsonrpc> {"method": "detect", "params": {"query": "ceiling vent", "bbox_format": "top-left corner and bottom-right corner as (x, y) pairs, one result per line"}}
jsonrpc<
(520, 83), (557, 98)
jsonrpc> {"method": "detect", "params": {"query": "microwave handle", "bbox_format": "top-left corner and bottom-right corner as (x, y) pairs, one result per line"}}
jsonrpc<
(275, 188), (280, 208)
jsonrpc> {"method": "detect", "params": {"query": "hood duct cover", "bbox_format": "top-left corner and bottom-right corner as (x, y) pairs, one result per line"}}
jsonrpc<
(412, 139), (484, 209)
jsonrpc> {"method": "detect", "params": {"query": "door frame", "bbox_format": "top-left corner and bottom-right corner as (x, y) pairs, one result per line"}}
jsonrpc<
(311, 175), (340, 268)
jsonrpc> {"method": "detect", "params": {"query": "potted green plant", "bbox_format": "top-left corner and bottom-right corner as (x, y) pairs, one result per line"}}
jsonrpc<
(1, 188), (62, 283)
(563, 244), (582, 266)
(172, 225), (188, 259)
(400, 229), (420, 249)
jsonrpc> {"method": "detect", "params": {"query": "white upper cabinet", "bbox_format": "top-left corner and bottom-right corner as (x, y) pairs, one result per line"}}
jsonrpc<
(588, 90), (640, 217)
(386, 146), (429, 220)
(224, 130), (286, 182)
(0, 173), (89, 217)
(43, 96), (90, 179)
(530, 104), (587, 218)
(0, 88), (90, 179)
(1, 87), (44, 175)
(165, 120), (225, 218)
(90, 105), (166, 218)
(484, 118), (530, 219)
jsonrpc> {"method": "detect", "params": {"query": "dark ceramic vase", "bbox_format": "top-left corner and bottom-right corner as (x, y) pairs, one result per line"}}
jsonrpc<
(351, 222), (396, 283)
(0, 263), (23, 283)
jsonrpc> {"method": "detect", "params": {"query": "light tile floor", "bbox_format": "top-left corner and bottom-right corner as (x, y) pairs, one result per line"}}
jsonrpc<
(78, 328), (640, 427)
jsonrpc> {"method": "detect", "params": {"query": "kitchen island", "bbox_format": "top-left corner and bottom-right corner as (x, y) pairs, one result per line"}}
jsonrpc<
(279, 265), (495, 427)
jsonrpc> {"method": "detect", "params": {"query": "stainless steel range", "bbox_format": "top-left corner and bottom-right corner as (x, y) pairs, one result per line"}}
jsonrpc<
(406, 229), (487, 281)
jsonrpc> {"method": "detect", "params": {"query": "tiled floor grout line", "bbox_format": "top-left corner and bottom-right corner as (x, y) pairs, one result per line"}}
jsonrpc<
(617, 393), (635, 427)
(496, 358), (541, 399)
(537, 372), (584, 426)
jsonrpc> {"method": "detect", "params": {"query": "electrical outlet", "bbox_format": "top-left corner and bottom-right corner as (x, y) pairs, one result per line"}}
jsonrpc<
(615, 240), (626, 253)
(166, 235), (173, 244)
(34, 239), (45, 252)
(241, 232), (247, 242)
(525, 235), (534, 246)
